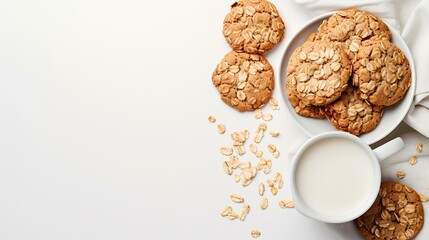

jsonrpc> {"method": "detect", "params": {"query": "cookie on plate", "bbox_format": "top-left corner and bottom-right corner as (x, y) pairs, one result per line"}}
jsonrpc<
(355, 182), (424, 240)
(352, 39), (411, 106)
(286, 40), (351, 106)
(316, 8), (391, 42)
(286, 79), (325, 119)
(322, 86), (383, 136)
(212, 50), (274, 111)
(223, 0), (285, 54)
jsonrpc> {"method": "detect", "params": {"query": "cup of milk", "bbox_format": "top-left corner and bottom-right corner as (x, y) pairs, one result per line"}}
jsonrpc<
(290, 131), (404, 223)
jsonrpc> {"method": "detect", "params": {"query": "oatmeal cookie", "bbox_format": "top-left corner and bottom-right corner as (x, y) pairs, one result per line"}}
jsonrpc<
(352, 39), (411, 106)
(322, 86), (383, 136)
(355, 182), (424, 240)
(223, 0), (285, 54)
(286, 78), (325, 119)
(316, 8), (391, 42)
(212, 50), (274, 111)
(308, 9), (391, 61)
(286, 40), (351, 106)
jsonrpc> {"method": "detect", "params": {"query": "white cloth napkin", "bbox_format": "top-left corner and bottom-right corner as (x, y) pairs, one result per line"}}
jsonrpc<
(294, 0), (429, 138)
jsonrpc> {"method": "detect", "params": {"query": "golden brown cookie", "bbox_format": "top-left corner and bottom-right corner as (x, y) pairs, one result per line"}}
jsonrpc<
(322, 86), (383, 136)
(286, 40), (351, 106)
(352, 40), (411, 106)
(223, 0), (285, 54)
(286, 79), (325, 119)
(212, 50), (274, 111)
(355, 182), (424, 240)
(316, 8), (391, 42)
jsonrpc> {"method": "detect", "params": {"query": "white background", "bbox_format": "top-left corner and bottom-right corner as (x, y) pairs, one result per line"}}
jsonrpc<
(0, 0), (422, 239)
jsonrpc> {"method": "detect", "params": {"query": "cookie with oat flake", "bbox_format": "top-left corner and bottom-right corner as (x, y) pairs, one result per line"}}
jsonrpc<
(223, 0), (285, 54)
(212, 50), (274, 111)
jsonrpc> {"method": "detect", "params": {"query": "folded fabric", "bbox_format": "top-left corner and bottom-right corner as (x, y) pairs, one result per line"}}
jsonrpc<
(293, 0), (401, 31)
(293, 0), (429, 138)
(402, 0), (429, 138)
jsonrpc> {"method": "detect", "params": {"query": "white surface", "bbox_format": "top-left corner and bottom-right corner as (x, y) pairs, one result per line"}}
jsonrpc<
(0, 0), (424, 240)
(278, 13), (416, 145)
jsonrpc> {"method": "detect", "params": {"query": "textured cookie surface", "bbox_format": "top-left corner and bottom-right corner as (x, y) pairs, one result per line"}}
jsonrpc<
(286, 40), (351, 106)
(323, 86), (383, 135)
(212, 50), (274, 111)
(223, 0), (285, 54)
(352, 40), (411, 106)
(355, 182), (424, 240)
(316, 8), (391, 42)
(286, 79), (325, 119)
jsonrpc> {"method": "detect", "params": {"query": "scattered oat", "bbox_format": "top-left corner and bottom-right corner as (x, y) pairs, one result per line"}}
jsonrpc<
(408, 156), (417, 165)
(223, 161), (233, 175)
(229, 156), (239, 169)
(278, 179), (284, 189)
(269, 131), (279, 137)
(239, 204), (250, 221)
(253, 123), (267, 143)
(416, 143), (423, 153)
(208, 115), (216, 123)
(266, 179), (274, 187)
(251, 230), (261, 238)
(396, 170), (406, 179)
(234, 145), (246, 155)
(230, 194), (244, 203)
(249, 143), (257, 154)
(279, 200), (295, 208)
(258, 183), (265, 196)
(262, 113), (273, 121)
(419, 193), (428, 203)
(273, 172), (282, 183)
(267, 144), (276, 153)
(239, 161), (251, 170)
(220, 146), (233, 156)
(270, 186), (278, 196)
(220, 206), (232, 217)
(217, 124), (226, 134)
(234, 173), (241, 183)
(255, 109), (262, 119)
(260, 197), (268, 210)
(255, 150), (263, 158)
(269, 97), (280, 110)
(273, 150), (280, 158)
(228, 211), (239, 220)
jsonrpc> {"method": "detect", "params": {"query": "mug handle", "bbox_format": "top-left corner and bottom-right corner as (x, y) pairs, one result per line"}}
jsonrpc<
(373, 137), (405, 162)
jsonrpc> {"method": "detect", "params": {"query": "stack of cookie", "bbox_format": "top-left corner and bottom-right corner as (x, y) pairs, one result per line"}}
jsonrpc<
(286, 9), (411, 136)
(212, 0), (285, 112)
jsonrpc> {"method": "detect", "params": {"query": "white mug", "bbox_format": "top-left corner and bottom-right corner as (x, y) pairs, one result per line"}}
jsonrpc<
(290, 131), (404, 223)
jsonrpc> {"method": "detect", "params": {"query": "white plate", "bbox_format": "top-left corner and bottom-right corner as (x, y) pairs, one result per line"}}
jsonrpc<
(277, 13), (416, 145)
